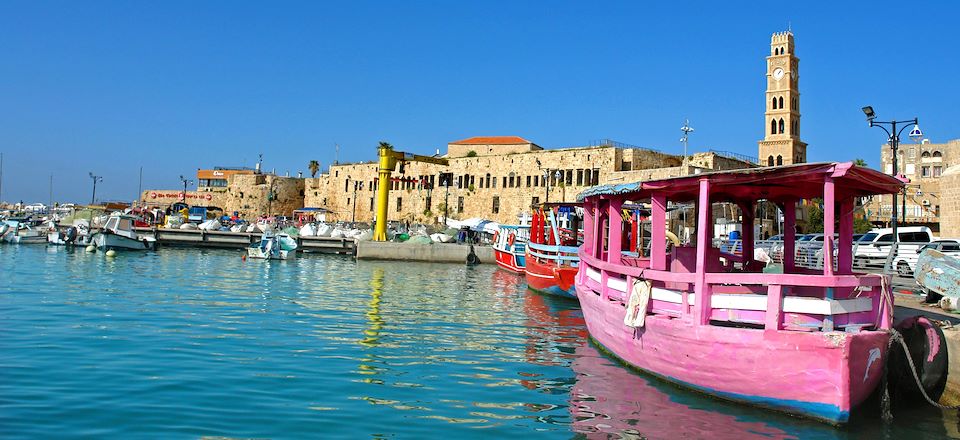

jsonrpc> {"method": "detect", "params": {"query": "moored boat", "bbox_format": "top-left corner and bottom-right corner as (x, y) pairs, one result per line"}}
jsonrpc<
(1, 219), (48, 244)
(575, 162), (899, 424)
(492, 225), (529, 274)
(91, 215), (157, 251)
(525, 204), (582, 298)
(247, 231), (298, 260)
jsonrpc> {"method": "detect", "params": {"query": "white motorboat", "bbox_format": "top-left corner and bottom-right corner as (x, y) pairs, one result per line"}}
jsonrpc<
(91, 215), (157, 251)
(1, 219), (47, 244)
(47, 222), (92, 246)
(247, 231), (298, 260)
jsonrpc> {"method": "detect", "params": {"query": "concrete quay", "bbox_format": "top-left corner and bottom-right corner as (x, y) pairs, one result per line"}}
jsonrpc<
(356, 241), (494, 264)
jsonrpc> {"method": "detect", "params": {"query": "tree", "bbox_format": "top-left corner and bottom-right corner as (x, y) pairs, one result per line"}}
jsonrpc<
(853, 158), (867, 167)
(466, 150), (478, 157)
(853, 216), (873, 234)
(805, 199), (824, 233)
(308, 160), (320, 178)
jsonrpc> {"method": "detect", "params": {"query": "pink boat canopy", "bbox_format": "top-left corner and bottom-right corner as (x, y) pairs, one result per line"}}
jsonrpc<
(577, 162), (903, 203)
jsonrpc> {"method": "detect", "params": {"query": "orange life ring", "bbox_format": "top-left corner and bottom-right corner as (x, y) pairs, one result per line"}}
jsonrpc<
(507, 233), (516, 246)
(493, 231), (500, 242)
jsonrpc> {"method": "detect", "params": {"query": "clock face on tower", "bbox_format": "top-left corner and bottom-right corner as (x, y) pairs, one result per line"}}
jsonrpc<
(773, 68), (784, 80)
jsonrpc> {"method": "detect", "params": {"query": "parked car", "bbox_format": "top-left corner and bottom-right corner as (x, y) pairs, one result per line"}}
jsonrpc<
(853, 226), (935, 269)
(893, 239), (960, 276)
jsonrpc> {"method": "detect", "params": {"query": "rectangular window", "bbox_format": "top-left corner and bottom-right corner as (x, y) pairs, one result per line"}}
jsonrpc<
(470, 175), (475, 187)
(534, 175), (539, 187)
(934, 166), (943, 177)
(458, 176), (463, 188)
(526, 175), (531, 187)
(577, 170), (584, 186)
(566, 170), (573, 185)
(922, 166), (931, 177)
(502, 176), (507, 188)
(457, 196), (464, 213)
(492, 196), (500, 214)
(370, 198), (375, 211)
(345, 180), (350, 192)
(532, 196), (539, 207)
(592, 169), (600, 185)
(425, 196), (432, 210)
(396, 197), (402, 212)
(346, 198), (351, 207)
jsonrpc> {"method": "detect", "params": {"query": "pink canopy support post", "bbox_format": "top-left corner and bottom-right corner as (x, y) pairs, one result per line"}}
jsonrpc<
(607, 197), (624, 265)
(838, 198), (854, 275)
(783, 200), (796, 273)
(651, 194), (667, 271)
(739, 201), (755, 264)
(694, 178), (712, 325)
(823, 177), (836, 276)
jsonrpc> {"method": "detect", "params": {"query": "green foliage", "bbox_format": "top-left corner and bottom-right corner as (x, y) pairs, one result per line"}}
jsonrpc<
(805, 199), (824, 233)
(468, 184), (475, 192)
(466, 150), (478, 157)
(853, 158), (868, 167)
(854, 216), (873, 234)
(308, 160), (320, 178)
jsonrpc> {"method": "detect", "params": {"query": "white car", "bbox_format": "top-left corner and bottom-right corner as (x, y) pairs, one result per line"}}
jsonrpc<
(853, 226), (935, 269)
(893, 239), (960, 276)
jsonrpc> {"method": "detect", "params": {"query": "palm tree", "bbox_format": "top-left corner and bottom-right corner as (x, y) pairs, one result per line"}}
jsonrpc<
(308, 160), (320, 178)
(853, 158), (867, 167)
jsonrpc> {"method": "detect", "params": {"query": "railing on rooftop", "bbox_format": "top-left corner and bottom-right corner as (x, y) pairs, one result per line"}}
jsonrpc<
(708, 150), (759, 165)
(589, 139), (662, 154)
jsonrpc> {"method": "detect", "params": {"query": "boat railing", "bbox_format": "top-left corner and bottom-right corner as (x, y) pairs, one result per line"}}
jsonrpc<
(579, 250), (892, 333)
(739, 238), (934, 275)
(527, 242), (580, 264)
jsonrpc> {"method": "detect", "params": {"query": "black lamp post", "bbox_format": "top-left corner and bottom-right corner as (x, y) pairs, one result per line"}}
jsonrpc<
(861, 106), (921, 244)
(88, 172), (102, 205)
(179, 174), (193, 205)
(351, 179), (363, 223)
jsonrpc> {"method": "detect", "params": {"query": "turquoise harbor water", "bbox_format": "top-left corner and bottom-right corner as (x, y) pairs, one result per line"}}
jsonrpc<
(0, 245), (955, 439)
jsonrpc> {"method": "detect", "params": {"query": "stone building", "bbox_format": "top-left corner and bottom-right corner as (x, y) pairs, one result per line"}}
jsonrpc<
(302, 139), (752, 224)
(141, 173), (304, 219)
(758, 31), (807, 167)
(867, 138), (960, 232)
(939, 165), (960, 238)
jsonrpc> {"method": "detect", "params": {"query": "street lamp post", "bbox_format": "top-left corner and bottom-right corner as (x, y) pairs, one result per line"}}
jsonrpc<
(861, 106), (921, 246)
(89, 172), (103, 205)
(179, 175), (194, 205)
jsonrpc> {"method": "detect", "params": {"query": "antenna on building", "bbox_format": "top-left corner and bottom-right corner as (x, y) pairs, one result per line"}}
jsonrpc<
(680, 119), (695, 159)
(335, 144), (340, 165)
(787, 21), (792, 33)
(256, 153), (263, 174)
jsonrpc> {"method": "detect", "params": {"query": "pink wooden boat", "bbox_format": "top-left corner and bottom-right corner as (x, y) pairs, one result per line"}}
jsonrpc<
(575, 162), (899, 424)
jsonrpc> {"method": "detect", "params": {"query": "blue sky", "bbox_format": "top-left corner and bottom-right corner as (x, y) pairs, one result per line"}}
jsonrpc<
(1, 1), (956, 204)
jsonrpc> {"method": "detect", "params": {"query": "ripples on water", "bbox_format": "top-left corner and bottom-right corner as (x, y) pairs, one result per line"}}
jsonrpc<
(0, 246), (956, 439)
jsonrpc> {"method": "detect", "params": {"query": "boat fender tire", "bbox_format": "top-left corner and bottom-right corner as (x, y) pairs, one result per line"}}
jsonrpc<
(889, 316), (949, 403)
(507, 233), (515, 247)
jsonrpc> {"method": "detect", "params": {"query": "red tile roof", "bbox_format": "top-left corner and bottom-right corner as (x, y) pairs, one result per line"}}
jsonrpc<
(449, 136), (531, 145)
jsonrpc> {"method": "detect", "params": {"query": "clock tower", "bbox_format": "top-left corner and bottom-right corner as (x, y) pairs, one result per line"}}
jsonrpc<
(758, 31), (806, 166)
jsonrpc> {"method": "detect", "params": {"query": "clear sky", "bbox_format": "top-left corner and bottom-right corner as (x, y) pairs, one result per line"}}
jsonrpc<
(1, 1), (957, 204)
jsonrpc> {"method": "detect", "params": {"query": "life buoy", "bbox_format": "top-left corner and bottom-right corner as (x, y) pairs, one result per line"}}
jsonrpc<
(493, 231), (500, 243)
(507, 233), (516, 246)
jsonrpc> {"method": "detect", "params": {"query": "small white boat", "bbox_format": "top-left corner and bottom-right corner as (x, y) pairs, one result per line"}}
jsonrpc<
(247, 231), (298, 260)
(1, 220), (47, 244)
(91, 215), (157, 251)
(47, 223), (92, 246)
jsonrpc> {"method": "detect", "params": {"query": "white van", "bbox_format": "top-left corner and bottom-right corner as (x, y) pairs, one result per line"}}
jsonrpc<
(853, 226), (935, 269)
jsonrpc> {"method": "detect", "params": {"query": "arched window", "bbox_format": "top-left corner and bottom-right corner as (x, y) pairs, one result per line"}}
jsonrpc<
(771, 119), (777, 135)
(774, 48), (779, 55)
(768, 155), (774, 166)
(771, 97), (777, 109)
(933, 151), (943, 158)
(777, 155), (783, 166)
(778, 96), (784, 109)
(792, 120), (798, 135)
(778, 118), (785, 134)
(921, 151), (931, 158)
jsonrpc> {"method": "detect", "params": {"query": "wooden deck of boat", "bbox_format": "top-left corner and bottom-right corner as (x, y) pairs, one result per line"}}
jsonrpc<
(133, 227), (356, 254)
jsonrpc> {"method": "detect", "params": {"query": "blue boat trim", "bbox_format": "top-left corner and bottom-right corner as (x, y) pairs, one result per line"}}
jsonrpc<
(588, 337), (848, 424)
(528, 284), (577, 299)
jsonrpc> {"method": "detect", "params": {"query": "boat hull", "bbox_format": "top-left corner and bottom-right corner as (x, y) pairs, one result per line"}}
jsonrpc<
(93, 232), (154, 251)
(493, 246), (525, 274)
(575, 283), (889, 424)
(525, 256), (577, 298)
(3, 234), (47, 244)
(246, 248), (297, 260)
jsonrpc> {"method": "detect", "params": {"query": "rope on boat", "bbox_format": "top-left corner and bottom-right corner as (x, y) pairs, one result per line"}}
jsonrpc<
(889, 329), (960, 411)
